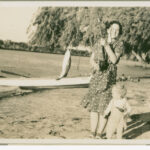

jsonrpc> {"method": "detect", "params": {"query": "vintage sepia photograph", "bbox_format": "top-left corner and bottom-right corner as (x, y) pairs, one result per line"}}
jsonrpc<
(0, 1), (149, 145)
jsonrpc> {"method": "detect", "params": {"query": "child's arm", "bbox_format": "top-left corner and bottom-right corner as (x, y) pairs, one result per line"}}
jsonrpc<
(104, 99), (113, 117)
(126, 102), (131, 114)
(124, 101), (131, 116)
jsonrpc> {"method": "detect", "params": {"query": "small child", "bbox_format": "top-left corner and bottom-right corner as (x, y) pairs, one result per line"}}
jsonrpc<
(104, 83), (131, 139)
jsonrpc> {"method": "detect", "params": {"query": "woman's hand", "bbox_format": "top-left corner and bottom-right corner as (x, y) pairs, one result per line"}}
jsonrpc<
(100, 38), (118, 64)
(100, 38), (106, 46)
(100, 38), (111, 47)
(107, 30), (112, 44)
(103, 43), (118, 64)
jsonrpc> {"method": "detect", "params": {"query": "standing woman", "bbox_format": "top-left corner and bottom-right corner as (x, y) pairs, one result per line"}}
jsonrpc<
(81, 21), (124, 138)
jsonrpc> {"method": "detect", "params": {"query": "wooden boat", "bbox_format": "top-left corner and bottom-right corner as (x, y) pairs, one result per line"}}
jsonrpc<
(0, 77), (90, 90)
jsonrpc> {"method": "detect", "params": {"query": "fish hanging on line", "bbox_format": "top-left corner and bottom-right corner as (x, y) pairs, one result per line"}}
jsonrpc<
(56, 48), (71, 80)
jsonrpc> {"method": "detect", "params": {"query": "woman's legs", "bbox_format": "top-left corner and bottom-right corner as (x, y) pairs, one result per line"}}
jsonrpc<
(97, 115), (108, 137)
(90, 112), (99, 136)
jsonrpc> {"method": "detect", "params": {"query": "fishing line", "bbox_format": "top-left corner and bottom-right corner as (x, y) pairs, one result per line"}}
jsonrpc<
(76, 51), (81, 75)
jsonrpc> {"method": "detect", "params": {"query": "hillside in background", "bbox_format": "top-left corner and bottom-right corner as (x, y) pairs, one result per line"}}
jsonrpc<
(0, 39), (89, 57)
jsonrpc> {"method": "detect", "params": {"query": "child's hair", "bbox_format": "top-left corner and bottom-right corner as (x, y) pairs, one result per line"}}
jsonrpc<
(112, 83), (127, 99)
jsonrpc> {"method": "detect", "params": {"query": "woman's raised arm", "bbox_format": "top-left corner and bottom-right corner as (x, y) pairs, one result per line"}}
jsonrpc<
(104, 44), (118, 64)
(101, 38), (124, 64)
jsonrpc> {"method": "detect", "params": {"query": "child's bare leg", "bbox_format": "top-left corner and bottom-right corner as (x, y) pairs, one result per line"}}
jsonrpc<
(90, 112), (99, 136)
(116, 118), (124, 139)
(96, 115), (107, 137)
(106, 118), (117, 139)
(106, 126), (115, 139)
(123, 116), (128, 131)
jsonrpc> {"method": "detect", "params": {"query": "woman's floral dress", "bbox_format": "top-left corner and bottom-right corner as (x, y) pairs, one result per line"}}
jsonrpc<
(81, 39), (124, 114)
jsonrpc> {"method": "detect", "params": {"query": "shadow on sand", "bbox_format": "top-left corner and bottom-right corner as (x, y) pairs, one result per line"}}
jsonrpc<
(123, 112), (150, 139)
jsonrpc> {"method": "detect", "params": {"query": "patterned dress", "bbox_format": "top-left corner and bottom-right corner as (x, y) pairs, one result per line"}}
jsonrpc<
(81, 39), (124, 114)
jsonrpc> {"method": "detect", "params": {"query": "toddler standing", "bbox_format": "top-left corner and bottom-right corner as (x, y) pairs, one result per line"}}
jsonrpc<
(104, 83), (131, 139)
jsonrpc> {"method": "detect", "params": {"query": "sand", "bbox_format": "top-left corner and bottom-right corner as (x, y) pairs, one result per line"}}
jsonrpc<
(0, 49), (149, 140)
(0, 79), (149, 140)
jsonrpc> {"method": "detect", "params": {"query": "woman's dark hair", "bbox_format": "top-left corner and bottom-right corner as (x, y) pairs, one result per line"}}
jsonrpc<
(105, 20), (123, 36)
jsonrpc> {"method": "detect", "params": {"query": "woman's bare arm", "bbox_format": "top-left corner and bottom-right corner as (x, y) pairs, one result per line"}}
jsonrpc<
(104, 44), (118, 64)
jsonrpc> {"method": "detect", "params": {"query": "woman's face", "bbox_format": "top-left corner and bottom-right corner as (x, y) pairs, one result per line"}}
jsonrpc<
(107, 23), (120, 39)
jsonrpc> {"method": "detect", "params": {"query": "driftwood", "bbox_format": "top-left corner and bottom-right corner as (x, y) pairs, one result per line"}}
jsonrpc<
(1, 70), (30, 78)
(0, 86), (19, 98)
(132, 51), (145, 63)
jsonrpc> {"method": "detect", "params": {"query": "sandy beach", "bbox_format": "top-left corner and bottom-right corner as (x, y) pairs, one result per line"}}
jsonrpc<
(0, 79), (149, 140)
(0, 50), (149, 140)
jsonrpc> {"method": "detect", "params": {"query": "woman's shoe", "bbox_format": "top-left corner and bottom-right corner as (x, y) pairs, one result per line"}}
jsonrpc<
(89, 132), (96, 138)
(95, 133), (102, 139)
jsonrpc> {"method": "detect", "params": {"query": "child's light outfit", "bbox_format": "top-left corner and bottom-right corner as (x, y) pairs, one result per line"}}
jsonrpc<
(105, 98), (131, 139)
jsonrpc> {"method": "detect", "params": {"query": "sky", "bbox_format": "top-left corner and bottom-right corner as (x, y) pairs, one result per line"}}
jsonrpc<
(0, 1), (149, 43)
(0, 7), (38, 42)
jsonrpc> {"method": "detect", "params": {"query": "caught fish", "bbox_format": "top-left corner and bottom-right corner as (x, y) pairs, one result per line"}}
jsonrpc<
(57, 48), (71, 80)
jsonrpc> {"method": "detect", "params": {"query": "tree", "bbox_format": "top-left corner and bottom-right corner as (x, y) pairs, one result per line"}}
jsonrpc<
(58, 7), (83, 48)
(28, 7), (64, 52)
(28, 7), (150, 62)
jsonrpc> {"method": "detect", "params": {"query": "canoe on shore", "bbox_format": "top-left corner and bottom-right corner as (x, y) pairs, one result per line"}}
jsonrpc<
(0, 77), (90, 90)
